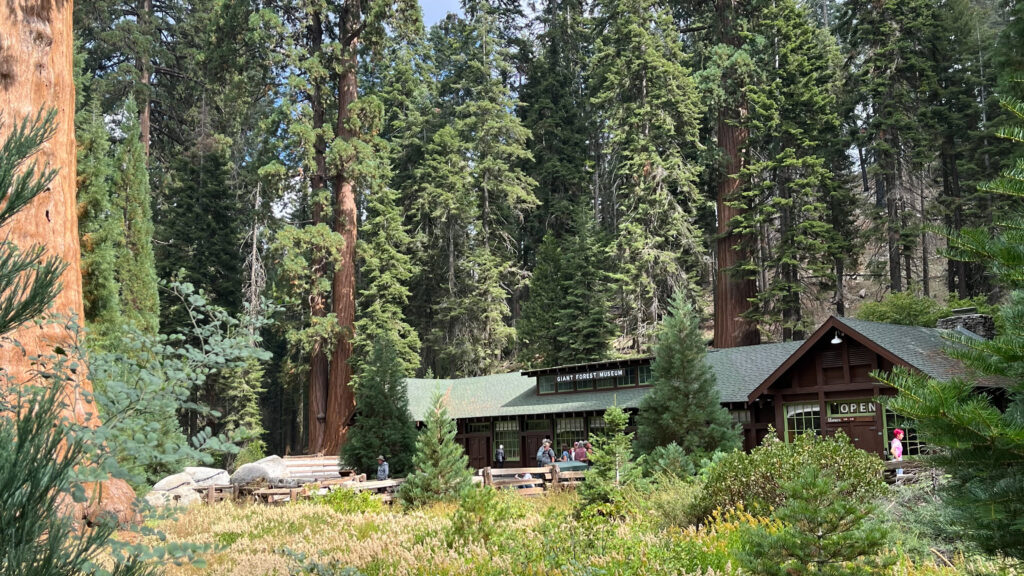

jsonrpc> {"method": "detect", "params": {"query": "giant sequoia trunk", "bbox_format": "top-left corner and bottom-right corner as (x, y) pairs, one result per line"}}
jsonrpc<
(712, 0), (759, 349)
(323, 23), (360, 457)
(306, 9), (328, 455)
(0, 0), (136, 521)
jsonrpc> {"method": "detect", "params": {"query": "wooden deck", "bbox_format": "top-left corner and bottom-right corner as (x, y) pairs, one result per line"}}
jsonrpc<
(477, 464), (587, 495)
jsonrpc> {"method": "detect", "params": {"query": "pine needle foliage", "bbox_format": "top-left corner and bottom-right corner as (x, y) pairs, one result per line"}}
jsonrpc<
(111, 98), (160, 334)
(0, 110), (65, 336)
(877, 95), (1024, 561)
(341, 336), (417, 477)
(398, 391), (472, 507)
(578, 405), (642, 508)
(635, 293), (740, 458)
(0, 380), (154, 576)
(736, 465), (891, 576)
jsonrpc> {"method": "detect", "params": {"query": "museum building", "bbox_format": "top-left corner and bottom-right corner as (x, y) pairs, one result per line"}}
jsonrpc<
(406, 314), (1002, 470)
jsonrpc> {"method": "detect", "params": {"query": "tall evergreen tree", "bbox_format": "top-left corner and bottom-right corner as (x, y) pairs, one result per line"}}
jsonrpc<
(341, 336), (417, 477)
(112, 98), (160, 334)
(733, 0), (846, 340)
(413, 11), (538, 377)
(590, 0), (705, 353)
(635, 293), (739, 457)
(77, 97), (122, 336)
(155, 134), (243, 333)
(519, 206), (616, 366)
(399, 391), (473, 507)
(838, 0), (936, 294)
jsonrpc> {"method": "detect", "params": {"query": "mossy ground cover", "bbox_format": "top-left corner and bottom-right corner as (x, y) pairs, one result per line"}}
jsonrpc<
(149, 488), (1005, 576)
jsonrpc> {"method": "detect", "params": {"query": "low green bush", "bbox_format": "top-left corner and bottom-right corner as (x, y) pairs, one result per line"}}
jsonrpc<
(314, 489), (384, 515)
(694, 430), (884, 520)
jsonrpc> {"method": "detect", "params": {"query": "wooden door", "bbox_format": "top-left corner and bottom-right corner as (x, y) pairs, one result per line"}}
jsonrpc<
(522, 433), (548, 466)
(462, 436), (490, 471)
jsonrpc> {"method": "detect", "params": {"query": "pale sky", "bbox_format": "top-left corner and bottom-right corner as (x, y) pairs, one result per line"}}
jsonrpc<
(421, 0), (463, 26)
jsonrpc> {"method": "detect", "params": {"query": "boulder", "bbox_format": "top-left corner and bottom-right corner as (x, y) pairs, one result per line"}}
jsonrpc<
(144, 486), (201, 509)
(230, 455), (290, 485)
(152, 472), (196, 492)
(184, 467), (229, 486)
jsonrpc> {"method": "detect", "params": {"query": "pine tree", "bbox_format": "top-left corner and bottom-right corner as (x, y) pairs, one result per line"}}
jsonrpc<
(878, 97), (1024, 560)
(518, 0), (591, 249)
(399, 391), (473, 507)
(519, 206), (616, 366)
(155, 134), (243, 333)
(76, 96), (122, 337)
(111, 97), (160, 334)
(578, 405), (641, 508)
(838, 0), (937, 293)
(736, 466), (891, 576)
(351, 99), (420, 381)
(589, 0), (705, 352)
(636, 293), (739, 458)
(733, 0), (845, 340)
(341, 336), (417, 477)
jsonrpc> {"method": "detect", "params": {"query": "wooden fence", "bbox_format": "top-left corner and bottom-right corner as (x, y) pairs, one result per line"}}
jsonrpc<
(477, 465), (586, 495)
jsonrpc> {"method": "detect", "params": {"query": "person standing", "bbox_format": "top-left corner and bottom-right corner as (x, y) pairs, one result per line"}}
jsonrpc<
(376, 455), (390, 481)
(494, 444), (506, 468)
(573, 441), (587, 464)
(536, 440), (556, 466)
(891, 429), (904, 476)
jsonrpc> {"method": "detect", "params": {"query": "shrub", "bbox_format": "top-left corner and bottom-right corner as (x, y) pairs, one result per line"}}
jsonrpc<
(856, 292), (998, 329)
(314, 489), (384, 516)
(734, 465), (891, 576)
(578, 405), (643, 512)
(694, 430), (884, 520)
(0, 379), (155, 576)
(638, 473), (703, 529)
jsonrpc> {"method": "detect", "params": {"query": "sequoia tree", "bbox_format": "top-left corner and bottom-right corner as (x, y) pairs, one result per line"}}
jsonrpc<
(0, 0), (136, 519)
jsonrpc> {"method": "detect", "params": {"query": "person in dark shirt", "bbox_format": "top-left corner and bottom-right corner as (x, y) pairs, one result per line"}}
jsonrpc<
(376, 455), (390, 481)
(495, 444), (506, 468)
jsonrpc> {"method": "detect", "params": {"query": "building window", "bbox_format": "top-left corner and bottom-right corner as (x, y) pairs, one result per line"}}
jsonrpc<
(493, 419), (520, 462)
(556, 417), (586, 453)
(784, 402), (821, 441)
(731, 410), (751, 425)
(638, 364), (653, 385)
(538, 375), (556, 394)
(595, 377), (615, 390)
(557, 377), (574, 393)
(884, 410), (923, 457)
(575, 378), (595, 391)
(617, 366), (637, 388)
(465, 421), (490, 434)
(525, 418), (551, 432)
(588, 415), (606, 437)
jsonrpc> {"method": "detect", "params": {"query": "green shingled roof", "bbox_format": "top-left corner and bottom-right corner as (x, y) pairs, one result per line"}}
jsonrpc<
(836, 317), (976, 382)
(405, 372), (651, 422)
(705, 341), (804, 403)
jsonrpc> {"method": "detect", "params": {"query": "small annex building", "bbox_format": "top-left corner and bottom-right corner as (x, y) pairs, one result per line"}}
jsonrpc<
(406, 314), (998, 470)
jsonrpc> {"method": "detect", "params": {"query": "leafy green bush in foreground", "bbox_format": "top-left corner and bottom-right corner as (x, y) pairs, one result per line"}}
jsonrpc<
(694, 430), (885, 519)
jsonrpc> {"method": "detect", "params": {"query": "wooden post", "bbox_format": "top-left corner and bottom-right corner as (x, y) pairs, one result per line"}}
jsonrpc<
(206, 486), (215, 505)
(549, 464), (560, 491)
(482, 467), (493, 487)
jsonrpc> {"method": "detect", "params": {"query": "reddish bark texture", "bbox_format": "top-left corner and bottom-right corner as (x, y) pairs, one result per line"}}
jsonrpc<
(713, 0), (760, 349)
(323, 38), (359, 457)
(0, 0), (137, 518)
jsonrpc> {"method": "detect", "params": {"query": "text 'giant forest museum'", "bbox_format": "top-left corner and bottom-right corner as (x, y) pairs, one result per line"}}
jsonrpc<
(405, 314), (1006, 470)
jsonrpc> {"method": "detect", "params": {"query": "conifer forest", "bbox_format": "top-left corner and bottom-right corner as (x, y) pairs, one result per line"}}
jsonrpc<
(57, 0), (1021, 457)
(3, 0), (1024, 573)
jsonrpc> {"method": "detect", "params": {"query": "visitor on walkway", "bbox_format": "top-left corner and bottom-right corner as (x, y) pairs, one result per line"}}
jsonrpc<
(495, 444), (505, 468)
(537, 441), (555, 466)
(891, 429), (904, 476)
(376, 455), (390, 481)
(560, 444), (570, 462)
(573, 442), (587, 463)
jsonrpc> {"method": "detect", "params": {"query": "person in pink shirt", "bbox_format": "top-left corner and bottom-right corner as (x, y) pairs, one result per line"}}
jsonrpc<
(891, 428), (904, 475)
